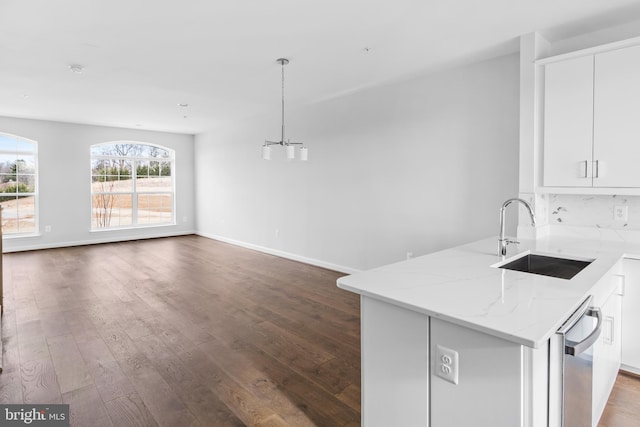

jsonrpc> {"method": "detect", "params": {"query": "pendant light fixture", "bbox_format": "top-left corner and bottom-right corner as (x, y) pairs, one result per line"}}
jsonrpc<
(262, 58), (308, 161)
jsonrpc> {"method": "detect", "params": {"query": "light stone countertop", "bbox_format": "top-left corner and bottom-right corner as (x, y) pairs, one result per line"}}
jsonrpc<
(337, 235), (640, 348)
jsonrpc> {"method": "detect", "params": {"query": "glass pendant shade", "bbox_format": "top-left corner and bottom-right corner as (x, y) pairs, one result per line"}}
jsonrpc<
(286, 145), (295, 160)
(262, 145), (272, 160)
(300, 147), (308, 161)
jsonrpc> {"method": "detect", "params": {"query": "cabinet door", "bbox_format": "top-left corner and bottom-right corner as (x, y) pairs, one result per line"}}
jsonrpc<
(594, 44), (640, 187)
(592, 281), (623, 426)
(622, 258), (640, 373)
(543, 55), (595, 187)
(430, 318), (523, 427)
(361, 296), (430, 427)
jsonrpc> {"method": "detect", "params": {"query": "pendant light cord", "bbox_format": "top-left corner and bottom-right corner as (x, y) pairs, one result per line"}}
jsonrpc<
(262, 57), (306, 160)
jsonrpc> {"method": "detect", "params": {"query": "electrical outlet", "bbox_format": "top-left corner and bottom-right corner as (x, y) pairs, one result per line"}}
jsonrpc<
(436, 345), (459, 385)
(44, 225), (52, 232)
(406, 251), (414, 260)
(275, 229), (280, 237)
(614, 205), (628, 221)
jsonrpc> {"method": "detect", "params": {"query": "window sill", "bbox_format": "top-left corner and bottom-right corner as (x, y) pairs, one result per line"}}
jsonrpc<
(90, 222), (177, 233)
(2, 232), (41, 239)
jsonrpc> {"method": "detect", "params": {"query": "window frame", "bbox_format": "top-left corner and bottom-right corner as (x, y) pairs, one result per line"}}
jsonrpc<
(90, 141), (176, 231)
(0, 132), (39, 237)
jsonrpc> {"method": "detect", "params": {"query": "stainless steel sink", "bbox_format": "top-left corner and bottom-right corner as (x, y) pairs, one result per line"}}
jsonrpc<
(497, 253), (593, 280)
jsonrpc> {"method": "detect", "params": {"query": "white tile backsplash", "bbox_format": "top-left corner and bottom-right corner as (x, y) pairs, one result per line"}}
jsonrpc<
(547, 194), (640, 230)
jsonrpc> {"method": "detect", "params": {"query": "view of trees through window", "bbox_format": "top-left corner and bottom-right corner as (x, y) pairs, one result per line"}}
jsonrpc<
(91, 142), (174, 229)
(0, 133), (37, 235)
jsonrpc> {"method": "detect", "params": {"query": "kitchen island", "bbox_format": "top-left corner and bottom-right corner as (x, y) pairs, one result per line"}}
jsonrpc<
(338, 234), (640, 427)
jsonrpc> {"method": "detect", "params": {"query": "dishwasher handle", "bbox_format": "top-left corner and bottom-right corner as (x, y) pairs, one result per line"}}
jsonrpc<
(565, 307), (602, 356)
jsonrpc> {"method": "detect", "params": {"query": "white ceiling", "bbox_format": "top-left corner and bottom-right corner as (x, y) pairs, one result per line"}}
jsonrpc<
(1, 0), (640, 135)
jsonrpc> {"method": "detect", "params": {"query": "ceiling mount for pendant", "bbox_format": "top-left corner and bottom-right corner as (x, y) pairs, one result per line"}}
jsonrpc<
(262, 58), (308, 161)
(68, 64), (85, 74)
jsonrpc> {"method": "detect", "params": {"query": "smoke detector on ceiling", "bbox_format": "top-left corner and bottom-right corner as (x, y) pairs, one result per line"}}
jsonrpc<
(68, 64), (84, 74)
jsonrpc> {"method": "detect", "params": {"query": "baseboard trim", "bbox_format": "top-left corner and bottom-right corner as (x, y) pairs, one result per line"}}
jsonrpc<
(620, 364), (640, 377)
(3, 230), (362, 275)
(2, 229), (197, 253)
(196, 232), (361, 275)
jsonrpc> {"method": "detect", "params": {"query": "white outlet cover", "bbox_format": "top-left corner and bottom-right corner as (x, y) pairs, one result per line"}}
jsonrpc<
(614, 205), (628, 221)
(436, 345), (459, 385)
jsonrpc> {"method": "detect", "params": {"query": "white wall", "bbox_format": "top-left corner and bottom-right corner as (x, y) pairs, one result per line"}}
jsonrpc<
(195, 53), (520, 272)
(0, 116), (195, 251)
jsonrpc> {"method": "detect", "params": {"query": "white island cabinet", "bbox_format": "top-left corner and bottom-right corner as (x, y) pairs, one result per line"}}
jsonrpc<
(362, 295), (549, 427)
(430, 317), (546, 427)
(361, 297), (430, 426)
(339, 237), (632, 427)
(591, 266), (623, 424)
(621, 258), (640, 374)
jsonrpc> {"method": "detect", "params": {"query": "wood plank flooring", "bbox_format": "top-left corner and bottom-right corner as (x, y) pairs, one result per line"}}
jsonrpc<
(599, 371), (640, 427)
(0, 235), (359, 426)
(0, 235), (638, 426)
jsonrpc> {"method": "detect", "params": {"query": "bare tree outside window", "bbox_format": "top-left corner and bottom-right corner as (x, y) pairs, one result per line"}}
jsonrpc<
(0, 133), (38, 235)
(91, 142), (174, 229)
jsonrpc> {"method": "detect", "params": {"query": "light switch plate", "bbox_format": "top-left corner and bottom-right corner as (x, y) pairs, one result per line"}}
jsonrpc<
(436, 345), (459, 385)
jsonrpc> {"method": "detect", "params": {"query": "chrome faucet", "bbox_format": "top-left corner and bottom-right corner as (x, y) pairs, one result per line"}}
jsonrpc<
(498, 198), (536, 257)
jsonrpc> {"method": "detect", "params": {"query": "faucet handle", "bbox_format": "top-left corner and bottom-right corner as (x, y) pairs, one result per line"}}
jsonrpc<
(506, 238), (520, 245)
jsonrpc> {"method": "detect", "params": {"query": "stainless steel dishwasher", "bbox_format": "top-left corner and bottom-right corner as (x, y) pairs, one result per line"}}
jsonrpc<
(555, 295), (603, 427)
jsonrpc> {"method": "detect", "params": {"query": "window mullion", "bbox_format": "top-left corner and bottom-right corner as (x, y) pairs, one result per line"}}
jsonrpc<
(90, 142), (174, 230)
(0, 134), (38, 236)
(132, 159), (138, 225)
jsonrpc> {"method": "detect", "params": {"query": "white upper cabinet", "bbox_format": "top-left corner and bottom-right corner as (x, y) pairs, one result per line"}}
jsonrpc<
(543, 43), (640, 189)
(593, 44), (640, 187)
(543, 55), (594, 187)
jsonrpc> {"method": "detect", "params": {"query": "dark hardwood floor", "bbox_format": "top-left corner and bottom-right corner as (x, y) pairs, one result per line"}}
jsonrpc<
(0, 235), (360, 426)
(0, 235), (638, 426)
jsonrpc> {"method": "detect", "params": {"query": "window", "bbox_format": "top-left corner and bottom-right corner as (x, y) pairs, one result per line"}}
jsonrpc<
(91, 142), (174, 230)
(0, 133), (37, 235)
